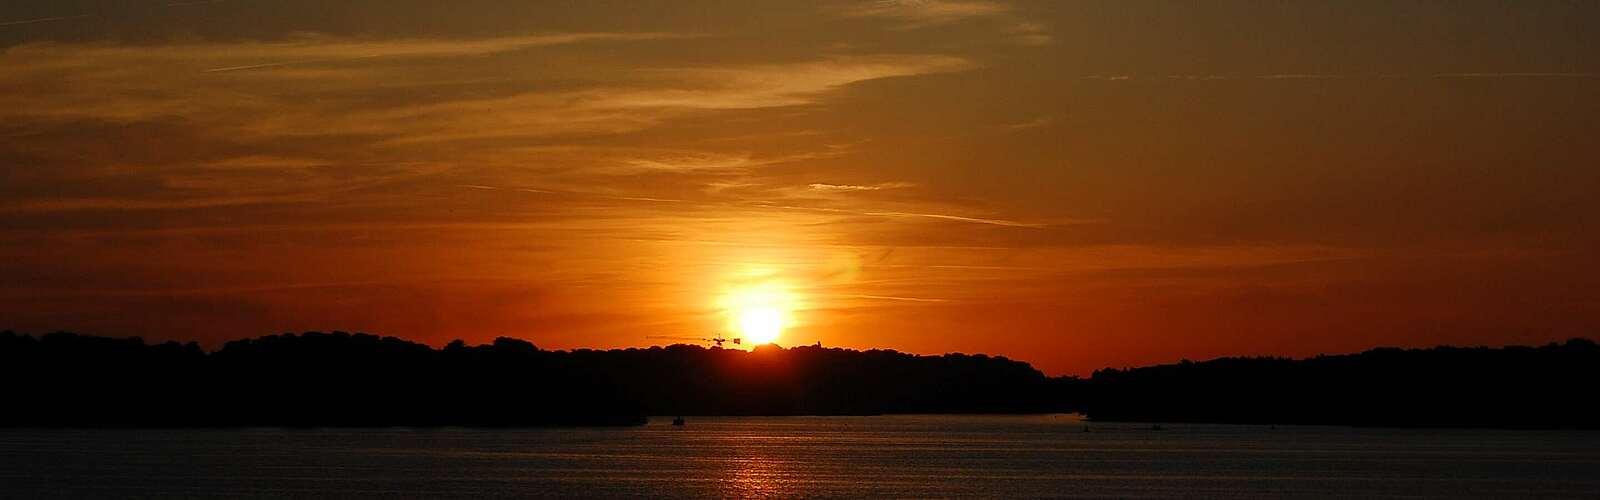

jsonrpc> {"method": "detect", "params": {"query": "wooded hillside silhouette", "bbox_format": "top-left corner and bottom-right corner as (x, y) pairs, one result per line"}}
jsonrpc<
(0, 331), (1060, 427)
(1079, 338), (1599, 429)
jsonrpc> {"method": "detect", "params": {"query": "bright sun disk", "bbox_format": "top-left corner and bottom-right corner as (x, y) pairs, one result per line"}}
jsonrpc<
(719, 281), (794, 345)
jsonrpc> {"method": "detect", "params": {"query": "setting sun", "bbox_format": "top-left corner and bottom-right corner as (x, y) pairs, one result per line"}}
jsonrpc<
(719, 282), (796, 345)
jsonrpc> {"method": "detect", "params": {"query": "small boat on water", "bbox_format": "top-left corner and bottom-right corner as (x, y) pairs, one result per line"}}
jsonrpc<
(672, 416), (685, 426)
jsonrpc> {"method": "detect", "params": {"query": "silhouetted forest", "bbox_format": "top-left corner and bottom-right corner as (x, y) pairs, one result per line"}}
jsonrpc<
(0, 331), (1060, 427)
(1078, 338), (1600, 429)
(3, 330), (1595, 428)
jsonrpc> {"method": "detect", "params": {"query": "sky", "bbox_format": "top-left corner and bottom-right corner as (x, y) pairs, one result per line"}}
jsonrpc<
(2, 0), (1597, 375)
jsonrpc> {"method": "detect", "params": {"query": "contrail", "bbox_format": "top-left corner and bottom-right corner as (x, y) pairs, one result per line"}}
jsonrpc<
(205, 54), (381, 73)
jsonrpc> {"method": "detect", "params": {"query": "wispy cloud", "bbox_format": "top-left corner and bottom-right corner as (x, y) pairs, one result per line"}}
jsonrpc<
(861, 211), (1044, 228)
(808, 182), (914, 192)
(1003, 116), (1050, 130)
(839, 0), (1048, 44)
(342, 57), (970, 146)
(199, 33), (685, 73)
(759, 204), (1043, 228)
(611, 55), (973, 110)
(452, 182), (1042, 229)
(204, 55), (383, 73)
(620, 153), (762, 173)
(1005, 21), (1053, 46)
(1086, 72), (1600, 82)
(454, 183), (683, 204)
(1434, 72), (1600, 79)
(840, 0), (1011, 27)
(0, 14), (89, 27)
(818, 293), (949, 303)
(0, 37), (969, 149)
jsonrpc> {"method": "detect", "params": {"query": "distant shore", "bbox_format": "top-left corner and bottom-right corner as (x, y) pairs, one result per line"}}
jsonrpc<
(3, 331), (1594, 429)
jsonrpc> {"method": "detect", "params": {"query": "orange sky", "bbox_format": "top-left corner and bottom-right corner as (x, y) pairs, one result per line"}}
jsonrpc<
(2, 1), (1598, 374)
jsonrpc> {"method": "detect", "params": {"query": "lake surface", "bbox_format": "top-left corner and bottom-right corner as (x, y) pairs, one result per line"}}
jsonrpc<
(3, 415), (1598, 498)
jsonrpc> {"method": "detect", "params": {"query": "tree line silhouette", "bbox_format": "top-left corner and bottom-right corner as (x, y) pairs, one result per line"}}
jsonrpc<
(2, 330), (1594, 428)
(1076, 338), (1599, 429)
(0, 331), (1062, 427)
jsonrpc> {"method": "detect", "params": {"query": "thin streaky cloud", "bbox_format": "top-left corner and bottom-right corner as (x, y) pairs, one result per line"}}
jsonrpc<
(1087, 73), (1600, 81)
(817, 293), (950, 303)
(202, 33), (689, 73)
(768, 205), (1039, 228)
(862, 211), (1044, 228)
(456, 184), (678, 203)
(880, 264), (1049, 271)
(1257, 74), (1388, 80)
(840, 0), (1012, 27)
(0, 195), (311, 213)
(0, 14), (88, 27)
(839, 1), (1049, 45)
(1435, 72), (1600, 78)
(1, 44), (964, 144)
(808, 182), (914, 192)
(608, 195), (687, 203)
(1003, 116), (1051, 130)
(205, 55), (382, 73)
(454, 184), (1039, 228)
(765, 203), (1062, 228)
(0, 277), (567, 299)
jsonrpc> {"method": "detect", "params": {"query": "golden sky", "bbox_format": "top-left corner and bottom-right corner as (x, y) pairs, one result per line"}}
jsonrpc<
(2, 1), (1598, 374)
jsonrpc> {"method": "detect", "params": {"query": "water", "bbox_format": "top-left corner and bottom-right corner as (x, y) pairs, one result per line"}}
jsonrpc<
(3, 415), (1598, 498)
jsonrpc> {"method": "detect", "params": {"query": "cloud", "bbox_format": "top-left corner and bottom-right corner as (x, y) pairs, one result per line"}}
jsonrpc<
(861, 211), (1043, 227)
(203, 55), (382, 73)
(808, 182), (914, 192)
(1003, 116), (1050, 130)
(198, 33), (685, 73)
(818, 293), (949, 303)
(1434, 72), (1600, 79)
(840, 0), (1011, 27)
(0, 29), (1046, 286)
(0, 33), (686, 126)
(0, 45), (969, 144)
(1005, 21), (1053, 46)
(1086, 73), (1600, 82)
(619, 153), (761, 173)
(604, 55), (973, 110)
(0, 15), (88, 27)
(839, 1), (1048, 44)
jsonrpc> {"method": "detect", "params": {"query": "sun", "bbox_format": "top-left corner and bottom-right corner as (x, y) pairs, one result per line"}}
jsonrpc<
(718, 281), (795, 345)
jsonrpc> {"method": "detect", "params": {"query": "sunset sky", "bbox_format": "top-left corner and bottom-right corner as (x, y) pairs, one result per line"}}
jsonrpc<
(2, 1), (1597, 374)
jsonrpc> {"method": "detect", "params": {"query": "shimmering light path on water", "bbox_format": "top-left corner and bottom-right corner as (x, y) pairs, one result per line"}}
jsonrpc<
(3, 415), (1598, 498)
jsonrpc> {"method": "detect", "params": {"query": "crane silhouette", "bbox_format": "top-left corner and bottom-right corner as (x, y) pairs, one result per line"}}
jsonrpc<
(646, 334), (742, 348)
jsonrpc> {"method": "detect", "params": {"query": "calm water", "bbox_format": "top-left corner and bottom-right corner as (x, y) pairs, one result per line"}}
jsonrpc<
(2, 415), (1598, 498)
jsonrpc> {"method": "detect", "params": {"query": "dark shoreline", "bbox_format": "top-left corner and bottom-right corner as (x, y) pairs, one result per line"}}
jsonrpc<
(4, 331), (1596, 430)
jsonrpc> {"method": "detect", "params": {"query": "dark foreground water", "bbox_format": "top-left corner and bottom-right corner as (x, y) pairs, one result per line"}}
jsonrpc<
(2, 415), (1598, 498)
